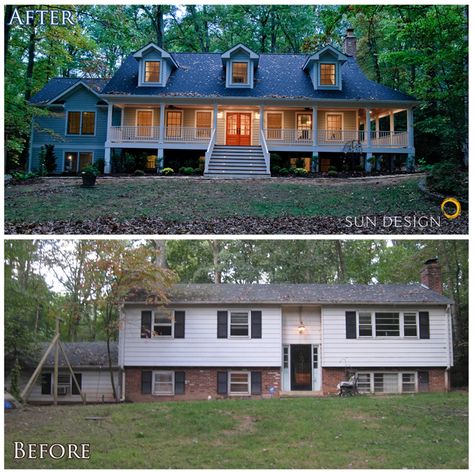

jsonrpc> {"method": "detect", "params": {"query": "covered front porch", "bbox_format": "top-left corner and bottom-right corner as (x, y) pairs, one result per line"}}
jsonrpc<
(103, 102), (415, 174)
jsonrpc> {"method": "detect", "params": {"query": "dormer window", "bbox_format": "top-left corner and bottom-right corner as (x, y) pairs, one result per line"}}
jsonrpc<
(144, 61), (161, 83)
(320, 64), (336, 85)
(221, 44), (259, 89)
(231, 62), (249, 85)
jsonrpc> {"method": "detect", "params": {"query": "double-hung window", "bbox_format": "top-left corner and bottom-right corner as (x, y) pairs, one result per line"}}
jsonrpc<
(153, 371), (174, 395)
(375, 312), (400, 337)
(320, 63), (336, 85)
(153, 310), (173, 337)
(229, 372), (250, 395)
(231, 62), (248, 84)
(67, 111), (95, 135)
(403, 312), (418, 337)
(144, 61), (161, 83)
(230, 311), (249, 337)
(358, 312), (373, 337)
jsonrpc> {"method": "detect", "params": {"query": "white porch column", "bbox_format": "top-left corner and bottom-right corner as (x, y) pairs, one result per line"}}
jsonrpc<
(259, 105), (264, 133)
(104, 103), (113, 174)
(375, 114), (380, 139)
(389, 111), (395, 133)
(312, 106), (319, 173)
(159, 103), (165, 144)
(365, 108), (372, 148)
(213, 104), (218, 131)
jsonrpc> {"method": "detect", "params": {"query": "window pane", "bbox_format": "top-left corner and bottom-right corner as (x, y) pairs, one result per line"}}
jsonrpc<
(283, 347), (289, 368)
(375, 312), (400, 337)
(404, 313), (418, 337)
(374, 373), (399, 393)
(58, 374), (71, 385)
(320, 64), (336, 85)
(358, 312), (372, 336)
(232, 62), (248, 84)
(145, 61), (160, 82)
(81, 112), (95, 135)
(402, 373), (416, 392)
(230, 373), (249, 394)
(153, 312), (172, 336)
(196, 111), (212, 138)
(230, 312), (249, 336)
(153, 371), (173, 394)
(357, 373), (371, 393)
(313, 346), (318, 368)
(64, 152), (78, 172)
(67, 112), (81, 134)
(79, 152), (93, 170)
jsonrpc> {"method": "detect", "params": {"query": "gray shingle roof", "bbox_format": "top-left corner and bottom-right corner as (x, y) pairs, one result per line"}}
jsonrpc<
(27, 342), (118, 369)
(29, 78), (109, 105)
(127, 283), (452, 305)
(102, 53), (416, 102)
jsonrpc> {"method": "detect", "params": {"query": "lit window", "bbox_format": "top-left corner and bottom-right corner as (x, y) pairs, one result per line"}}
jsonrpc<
(81, 112), (95, 135)
(229, 372), (250, 395)
(145, 61), (161, 82)
(232, 62), (248, 84)
(230, 311), (249, 337)
(67, 111), (95, 135)
(403, 313), (418, 337)
(320, 64), (336, 85)
(153, 311), (173, 336)
(358, 312), (372, 336)
(67, 111), (81, 134)
(375, 312), (400, 337)
(153, 371), (174, 395)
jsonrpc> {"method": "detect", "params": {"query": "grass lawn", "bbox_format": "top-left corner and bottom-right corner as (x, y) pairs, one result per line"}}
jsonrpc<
(5, 393), (468, 469)
(5, 176), (437, 223)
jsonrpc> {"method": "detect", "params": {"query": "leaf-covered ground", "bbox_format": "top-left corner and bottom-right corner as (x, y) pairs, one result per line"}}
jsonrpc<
(5, 175), (467, 234)
(5, 393), (468, 469)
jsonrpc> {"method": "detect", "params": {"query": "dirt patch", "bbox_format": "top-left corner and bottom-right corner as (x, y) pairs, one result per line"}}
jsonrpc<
(222, 415), (257, 436)
(6, 212), (468, 235)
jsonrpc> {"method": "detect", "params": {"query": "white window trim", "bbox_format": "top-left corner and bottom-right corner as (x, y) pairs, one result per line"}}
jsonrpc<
(356, 311), (421, 340)
(63, 151), (95, 173)
(318, 62), (338, 87)
(142, 59), (162, 86)
(265, 111), (284, 140)
(228, 310), (250, 339)
(152, 309), (174, 338)
(230, 60), (250, 86)
(65, 111), (96, 137)
(194, 109), (213, 138)
(356, 371), (418, 394)
(228, 371), (251, 396)
(325, 112), (344, 141)
(152, 370), (174, 396)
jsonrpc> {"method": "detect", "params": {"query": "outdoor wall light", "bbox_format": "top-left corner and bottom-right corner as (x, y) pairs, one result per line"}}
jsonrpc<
(217, 112), (224, 119)
(297, 322), (306, 334)
(255, 112), (260, 119)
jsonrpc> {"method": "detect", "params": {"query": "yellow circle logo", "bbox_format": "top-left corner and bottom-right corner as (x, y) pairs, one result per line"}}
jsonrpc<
(441, 197), (461, 219)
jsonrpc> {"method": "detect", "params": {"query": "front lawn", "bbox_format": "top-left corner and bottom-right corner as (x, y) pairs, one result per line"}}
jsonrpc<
(4, 393), (468, 469)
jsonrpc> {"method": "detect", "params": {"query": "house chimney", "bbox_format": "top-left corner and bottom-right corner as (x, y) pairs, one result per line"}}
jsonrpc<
(343, 28), (357, 57)
(421, 258), (443, 294)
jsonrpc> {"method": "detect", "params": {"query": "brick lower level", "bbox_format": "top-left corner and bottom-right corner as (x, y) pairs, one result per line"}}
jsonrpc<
(322, 367), (449, 395)
(125, 367), (281, 402)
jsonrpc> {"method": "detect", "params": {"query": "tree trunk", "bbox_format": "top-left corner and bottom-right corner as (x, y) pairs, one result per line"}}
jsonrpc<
(152, 240), (168, 268)
(210, 241), (222, 284)
(334, 241), (346, 282)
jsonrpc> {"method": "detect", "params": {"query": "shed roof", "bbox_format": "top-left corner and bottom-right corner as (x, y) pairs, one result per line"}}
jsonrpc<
(126, 283), (452, 305)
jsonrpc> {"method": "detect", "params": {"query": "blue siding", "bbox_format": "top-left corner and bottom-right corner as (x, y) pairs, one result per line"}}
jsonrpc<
(31, 84), (107, 173)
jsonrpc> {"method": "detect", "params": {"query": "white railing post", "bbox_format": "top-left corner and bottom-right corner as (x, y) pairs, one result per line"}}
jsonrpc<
(259, 105), (264, 143)
(389, 112), (395, 145)
(260, 128), (270, 174)
(365, 108), (372, 148)
(204, 128), (216, 174)
(312, 106), (318, 146)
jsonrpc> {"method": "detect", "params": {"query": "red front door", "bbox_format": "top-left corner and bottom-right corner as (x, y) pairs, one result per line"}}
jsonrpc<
(226, 113), (251, 146)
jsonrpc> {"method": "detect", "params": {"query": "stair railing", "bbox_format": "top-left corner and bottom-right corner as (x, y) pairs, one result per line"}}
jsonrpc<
(260, 128), (271, 174)
(204, 128), (217, 174)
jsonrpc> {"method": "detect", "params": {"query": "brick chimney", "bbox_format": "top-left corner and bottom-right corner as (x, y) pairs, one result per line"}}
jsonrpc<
(421, 258), (443, 294)
(343, 28), (357, 57)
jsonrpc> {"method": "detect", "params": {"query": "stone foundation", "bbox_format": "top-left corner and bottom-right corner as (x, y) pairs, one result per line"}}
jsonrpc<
(322, 367), (449, 395)
(125, 367), (281, 402)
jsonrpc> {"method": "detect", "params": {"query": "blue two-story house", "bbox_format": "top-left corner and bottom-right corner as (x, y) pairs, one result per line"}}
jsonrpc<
(28, 29), (417, 178)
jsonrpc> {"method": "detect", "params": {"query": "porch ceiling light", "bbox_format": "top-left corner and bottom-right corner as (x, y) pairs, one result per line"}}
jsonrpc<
(255, 112), (260, 119)
(297, 321), (306, 334)
(217, 112), (223, 119)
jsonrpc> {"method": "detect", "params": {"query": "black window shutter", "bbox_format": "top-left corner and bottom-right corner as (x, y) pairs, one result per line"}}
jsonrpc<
(141, 310), (152, 338)
(141, 370), (152, 394)
(72, 373), (82, 395)
(419, 312), (430, 339)
(217, 371), (228, 394)
(251, 311), (262, 339)
(175, 371), (185, 394)
(174, 311), (185, 338)
(41, 372), (51, 395)
(217, 311), (228, 338)
(345, 311), (357, 339)
(251, 371), (262, 395)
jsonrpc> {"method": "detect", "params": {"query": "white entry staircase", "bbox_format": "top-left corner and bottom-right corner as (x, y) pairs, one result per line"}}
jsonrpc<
(205, 145), (270, 178)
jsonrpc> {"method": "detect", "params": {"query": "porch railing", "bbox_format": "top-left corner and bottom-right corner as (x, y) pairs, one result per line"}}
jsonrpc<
(259, 128), (271, 173)
(204, 128), (217, 174)
(370, 131), (408, 147)
(109, 126), (160, 143)
(164, 127), (212, 143)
